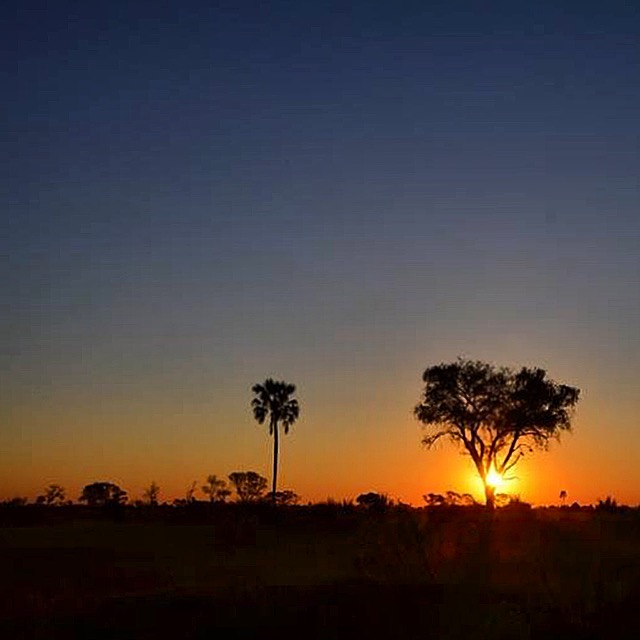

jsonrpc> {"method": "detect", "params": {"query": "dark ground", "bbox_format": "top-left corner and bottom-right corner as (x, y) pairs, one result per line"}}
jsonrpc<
(1, 504), (639, 639)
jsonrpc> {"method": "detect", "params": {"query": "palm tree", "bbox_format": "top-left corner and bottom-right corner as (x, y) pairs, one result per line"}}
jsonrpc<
(251, 378), (300, 503)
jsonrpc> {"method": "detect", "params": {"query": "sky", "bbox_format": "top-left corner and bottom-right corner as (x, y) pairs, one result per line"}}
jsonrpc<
(2, 0), (639, 505)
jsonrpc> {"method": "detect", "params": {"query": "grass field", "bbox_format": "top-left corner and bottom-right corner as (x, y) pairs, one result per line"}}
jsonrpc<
(1, 504), (639, 638)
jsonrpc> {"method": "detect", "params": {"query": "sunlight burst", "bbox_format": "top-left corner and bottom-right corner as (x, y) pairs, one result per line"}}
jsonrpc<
(486, 467), (505, 489)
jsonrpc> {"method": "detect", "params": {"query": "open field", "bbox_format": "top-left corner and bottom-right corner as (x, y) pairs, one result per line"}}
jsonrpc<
(1, 505), (639, 638)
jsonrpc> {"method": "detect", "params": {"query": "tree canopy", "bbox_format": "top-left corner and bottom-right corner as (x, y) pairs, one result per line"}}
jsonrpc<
(202, 474), (231, 503)
(414, 358), (580, 508)
(36, 484), (66, 506)
(228, 471), (268, 503)
(79, 482), (128, 507)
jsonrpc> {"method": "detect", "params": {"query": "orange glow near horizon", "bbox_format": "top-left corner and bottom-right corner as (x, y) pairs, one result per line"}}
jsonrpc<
(1, 369), (640, 508)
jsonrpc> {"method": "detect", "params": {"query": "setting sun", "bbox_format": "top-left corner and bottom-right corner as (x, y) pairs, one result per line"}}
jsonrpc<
(486, 468), (505, 490)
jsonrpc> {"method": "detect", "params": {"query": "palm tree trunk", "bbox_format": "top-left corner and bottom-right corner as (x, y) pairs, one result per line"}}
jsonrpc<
(272, 419), (279, 504)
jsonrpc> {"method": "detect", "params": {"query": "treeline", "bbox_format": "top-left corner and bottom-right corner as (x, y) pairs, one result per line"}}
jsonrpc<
(2, 480), (635, 515)
(0, 471), (298, 509)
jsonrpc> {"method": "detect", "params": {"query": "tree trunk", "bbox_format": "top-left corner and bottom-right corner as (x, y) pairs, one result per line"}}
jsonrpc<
(272, 419), (279, 504)
(484, 482), (496, 510)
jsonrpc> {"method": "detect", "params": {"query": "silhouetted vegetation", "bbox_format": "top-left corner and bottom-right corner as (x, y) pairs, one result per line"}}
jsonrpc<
(251, 378), (300, 503)
(0, 497), (28, 507)
(356, 492), (393, 512)
(35, 484), (66, 506)
(273, 489), (299, 506)
(185, 480), (198, 503)
(596, 495), (620, 512)
(423, 491), (477, 507)
(415, 358), (580, 508)
(228, 471), (268, 503)
(78, 482), (127, 507)
(201, 474), (231, 503)
(142, 481), (160, 506)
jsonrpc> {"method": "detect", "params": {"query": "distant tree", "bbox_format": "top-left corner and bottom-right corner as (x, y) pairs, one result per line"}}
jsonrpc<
(142, 481), (160, 506)
(423, 493), (446, 507)
(251, 378), (300, 503)
(273, 489), (299, 506)
(444, 491), (477, 506)
(1, 497), (28, 507)
(356, 492), (392, 511)
(79, 482), (127, 507)
(36, 484), (66, 506)
(596, 496), (619, 512)
(185, 480), (198, 504)
(559, 489), (568, 505)
(424, 491), (477, 507)
(415, 358), (580, 509)
(228, 471), (268, 503)
(201, 475), (231, 503)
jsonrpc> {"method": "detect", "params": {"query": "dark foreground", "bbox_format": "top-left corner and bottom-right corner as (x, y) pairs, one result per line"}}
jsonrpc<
(1, 504), (639, 639)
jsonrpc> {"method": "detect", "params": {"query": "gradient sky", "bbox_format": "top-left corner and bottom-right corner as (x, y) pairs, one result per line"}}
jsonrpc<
(3, 0), (639, 505)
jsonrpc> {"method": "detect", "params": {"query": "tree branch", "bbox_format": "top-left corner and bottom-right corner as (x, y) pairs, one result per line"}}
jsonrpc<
(503, 451), (524, 474)
(498, 434), (522, 474)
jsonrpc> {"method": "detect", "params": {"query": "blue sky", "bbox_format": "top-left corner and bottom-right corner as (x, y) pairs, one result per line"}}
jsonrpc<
(2, 0), (639, 503)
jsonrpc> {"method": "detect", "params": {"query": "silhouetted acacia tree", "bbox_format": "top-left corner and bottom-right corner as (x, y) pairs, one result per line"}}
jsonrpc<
(202, 475), (231, 503)
(251, 378), (300, 503)
(228, 471), (268, 503)
(36, 484), (66, 506)
(79, 482), (128, 507)
(414, 358), (580, 509)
